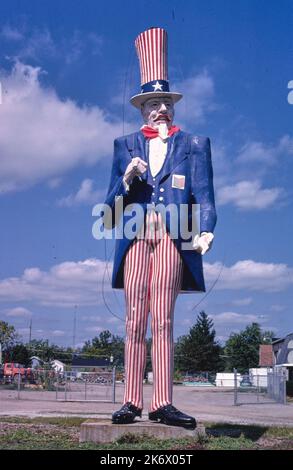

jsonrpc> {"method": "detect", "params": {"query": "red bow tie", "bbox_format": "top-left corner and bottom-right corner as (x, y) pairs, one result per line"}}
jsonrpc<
(141, 125), (180, 139)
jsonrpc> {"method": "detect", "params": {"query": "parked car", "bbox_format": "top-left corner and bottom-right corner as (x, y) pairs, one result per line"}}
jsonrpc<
(2, 362), (33, 383)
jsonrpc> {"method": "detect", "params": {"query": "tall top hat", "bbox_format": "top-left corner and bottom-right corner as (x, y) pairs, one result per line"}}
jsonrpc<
(130, 27), (183, 108)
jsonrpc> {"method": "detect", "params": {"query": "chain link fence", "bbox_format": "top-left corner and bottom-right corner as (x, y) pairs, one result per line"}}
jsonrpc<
(0, 367), (116, 403)
(233, 368), (287, 406)
(267, 368), (287, 404)
(179, 372), (216, 386)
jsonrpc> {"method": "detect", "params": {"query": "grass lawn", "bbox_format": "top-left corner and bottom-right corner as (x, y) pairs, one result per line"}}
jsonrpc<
(0, 416), (292, 450)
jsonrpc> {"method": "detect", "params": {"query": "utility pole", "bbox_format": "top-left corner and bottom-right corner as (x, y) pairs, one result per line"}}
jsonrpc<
(73, 305), (77, 351)
(29, 318), (32, 344)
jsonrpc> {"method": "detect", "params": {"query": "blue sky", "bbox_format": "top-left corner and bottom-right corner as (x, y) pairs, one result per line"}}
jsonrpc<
(0, 0), (292, 348)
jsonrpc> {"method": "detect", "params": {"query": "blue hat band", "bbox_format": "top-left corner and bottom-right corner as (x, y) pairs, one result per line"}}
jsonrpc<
(141, 80), (170, 94)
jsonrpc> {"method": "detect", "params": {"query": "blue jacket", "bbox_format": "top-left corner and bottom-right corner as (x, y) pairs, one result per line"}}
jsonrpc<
(104, 130), (217, 292)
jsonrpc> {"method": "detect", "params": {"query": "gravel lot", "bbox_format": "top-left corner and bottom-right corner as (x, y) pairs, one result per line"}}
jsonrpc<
(1, 384), (292, 427)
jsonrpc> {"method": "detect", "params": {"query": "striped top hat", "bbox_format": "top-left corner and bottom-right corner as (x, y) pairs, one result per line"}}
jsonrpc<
(130, 27), (182, 108)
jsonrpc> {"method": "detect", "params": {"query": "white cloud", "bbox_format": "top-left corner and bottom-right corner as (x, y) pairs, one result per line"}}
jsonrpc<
(1, 25), (24, 41)
(58, 179), (106, 207)
(236, 141), (276, 166)
(231, 297), (253, 306)
(17, 29), (56, 61)
(270, 304), (285, 312)
(236, 135), (293, 166)
(0, 257), (291, 311)
(1, 25), (103, 63)
(47, 177), (63, 189)
(52, 330), (65, 337)
(217, 180), (283, 209)
(211, 135), (293, 211)
(204, 259), (293, 292)
(106, 317), (122, 324)
(0, 60), (130, 194)
(174, 70), (216, 126)
(211, 311), (264, 325)
(81, 315), (103, 322)
(4, 306), (32, 318)
(0, 258), (112, 307)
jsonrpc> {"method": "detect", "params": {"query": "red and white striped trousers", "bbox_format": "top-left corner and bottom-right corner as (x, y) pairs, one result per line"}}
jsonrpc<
(123, 211), (183, 411)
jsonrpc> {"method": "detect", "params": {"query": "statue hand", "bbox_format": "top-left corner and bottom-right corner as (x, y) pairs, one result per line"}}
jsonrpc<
(124, 157), (148, 186)
(193, 232), (214, 255)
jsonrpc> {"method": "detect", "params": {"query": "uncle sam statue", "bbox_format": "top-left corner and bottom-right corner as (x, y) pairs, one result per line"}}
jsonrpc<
(103, 28), (217, 428)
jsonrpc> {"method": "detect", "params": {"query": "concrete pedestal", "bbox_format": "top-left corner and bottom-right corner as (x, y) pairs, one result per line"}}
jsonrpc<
(80, 418), (205, 444)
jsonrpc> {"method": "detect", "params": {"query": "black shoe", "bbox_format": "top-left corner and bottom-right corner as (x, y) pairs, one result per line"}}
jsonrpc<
(112, 402), (142, 424)
(149, 404), (196, 429)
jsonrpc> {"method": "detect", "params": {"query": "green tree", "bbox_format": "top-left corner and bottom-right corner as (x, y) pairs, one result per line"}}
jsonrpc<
(51, 346), (74, 364)
(82, 330), (125, 366)
(0, 321), (19, 353)
(6, 344), (31, 366)
(27, 339), (59, 363)
(224, 323), (274, 373)
(26, 340), (75, 364)
(175, 311), (223, 372)
(261, 330), (275, 344)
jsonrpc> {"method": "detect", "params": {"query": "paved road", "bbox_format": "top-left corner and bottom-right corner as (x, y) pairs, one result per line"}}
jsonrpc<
(0, 384), (292, 427)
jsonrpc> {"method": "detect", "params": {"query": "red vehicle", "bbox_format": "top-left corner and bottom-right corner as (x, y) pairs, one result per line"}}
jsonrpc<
(3, 362), (33, 383)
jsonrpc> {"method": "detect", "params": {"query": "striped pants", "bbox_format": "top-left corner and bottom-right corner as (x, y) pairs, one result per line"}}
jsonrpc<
(123, 211), (183, 411)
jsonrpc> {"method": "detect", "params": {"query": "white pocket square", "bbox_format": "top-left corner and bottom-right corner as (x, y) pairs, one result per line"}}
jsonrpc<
(172, 174), (185, 190)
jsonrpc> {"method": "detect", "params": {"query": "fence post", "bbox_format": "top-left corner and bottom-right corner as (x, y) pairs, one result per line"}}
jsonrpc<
(112, 366), (116, 404)
(233, 368), (238, 406)
(17, 372), (21, 400)
(65, 371), (67, 401)
(282, 369), (287, 405)
(85, 377), (87, 401)
(55, 372), (58, 400)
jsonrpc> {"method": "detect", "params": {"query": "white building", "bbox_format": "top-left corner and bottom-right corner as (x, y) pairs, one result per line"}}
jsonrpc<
(50, 359), (66, 373)
(215, 372), (241, 387)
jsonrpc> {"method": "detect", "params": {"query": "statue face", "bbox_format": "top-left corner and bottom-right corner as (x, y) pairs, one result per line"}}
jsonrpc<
(141, 97), (174, 129)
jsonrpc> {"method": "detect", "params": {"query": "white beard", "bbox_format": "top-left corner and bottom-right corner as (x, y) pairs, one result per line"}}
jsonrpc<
(158, 122), (169, 140)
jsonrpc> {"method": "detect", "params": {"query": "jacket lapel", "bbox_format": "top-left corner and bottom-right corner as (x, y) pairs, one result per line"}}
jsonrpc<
(122, 131), (147, 178)
(158, 131), (188, 184)
(123, 130), (188, 185)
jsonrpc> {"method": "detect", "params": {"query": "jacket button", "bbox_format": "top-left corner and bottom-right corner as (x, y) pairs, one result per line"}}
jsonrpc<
(159, 196), (164, 201)
(160, 188), (164, 192)
(152, 192), (155, 196)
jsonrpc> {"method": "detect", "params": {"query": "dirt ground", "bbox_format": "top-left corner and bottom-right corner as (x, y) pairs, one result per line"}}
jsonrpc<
(1, 383), (293, 428)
